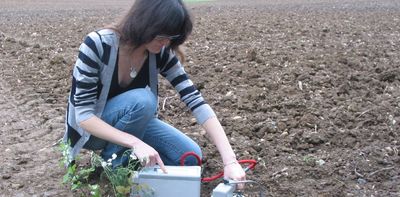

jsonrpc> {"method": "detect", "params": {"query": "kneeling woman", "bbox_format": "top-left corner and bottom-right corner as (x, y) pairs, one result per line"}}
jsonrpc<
(64, 0), (245, 184)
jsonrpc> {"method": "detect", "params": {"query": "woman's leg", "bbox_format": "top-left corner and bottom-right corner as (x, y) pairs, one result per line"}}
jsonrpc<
(84, 88), (157, 167)
(142, 118), (202, 166)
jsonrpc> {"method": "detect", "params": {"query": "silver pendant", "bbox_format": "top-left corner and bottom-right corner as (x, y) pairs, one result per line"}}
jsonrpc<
(130, 69), (137, 78)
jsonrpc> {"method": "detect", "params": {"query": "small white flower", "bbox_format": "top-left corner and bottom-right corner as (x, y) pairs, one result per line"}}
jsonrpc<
(107, 159), (112, 166)
(132, 171), (139, 178)
(112, 153), (117, 160)
(101, 161), (107, 167)
(139, 155), (150, 165)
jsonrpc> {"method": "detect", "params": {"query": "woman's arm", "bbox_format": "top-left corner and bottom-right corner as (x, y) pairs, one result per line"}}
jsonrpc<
(201, 117), (236, 164)
(201, 116), (246, 188)
(80, 116), (140, 148)
(159, 48), (244, 179)
(79, 116), (167, 172)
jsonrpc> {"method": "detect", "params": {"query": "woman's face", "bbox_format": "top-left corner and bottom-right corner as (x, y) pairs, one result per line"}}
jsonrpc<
(145, 35), (180, 53)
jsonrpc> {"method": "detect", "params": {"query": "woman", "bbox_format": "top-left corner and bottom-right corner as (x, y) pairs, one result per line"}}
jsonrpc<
(64, 0), (246, 186)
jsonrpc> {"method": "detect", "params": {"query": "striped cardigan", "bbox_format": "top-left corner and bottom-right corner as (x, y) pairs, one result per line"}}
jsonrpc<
(64, 29), (216, 160)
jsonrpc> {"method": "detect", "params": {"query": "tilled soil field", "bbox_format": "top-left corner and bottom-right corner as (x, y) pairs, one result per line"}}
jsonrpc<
(1, 0), (399, 196)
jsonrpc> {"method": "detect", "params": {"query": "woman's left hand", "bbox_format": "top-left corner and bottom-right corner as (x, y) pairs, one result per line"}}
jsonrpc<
(224, 161), (246, 190)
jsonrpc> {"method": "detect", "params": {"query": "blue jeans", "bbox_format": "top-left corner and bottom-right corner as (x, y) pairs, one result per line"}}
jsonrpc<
(83, 88), (202, 167)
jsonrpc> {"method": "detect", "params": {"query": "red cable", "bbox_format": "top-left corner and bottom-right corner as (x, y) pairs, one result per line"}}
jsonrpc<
(180, 152), (202, 166)
(180, 152), (257, 182)
(201, 171), (224, 182)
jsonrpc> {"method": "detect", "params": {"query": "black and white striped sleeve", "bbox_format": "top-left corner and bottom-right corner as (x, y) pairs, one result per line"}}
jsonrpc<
(71, 32), (104, 123)
(159, 48), (216, 124)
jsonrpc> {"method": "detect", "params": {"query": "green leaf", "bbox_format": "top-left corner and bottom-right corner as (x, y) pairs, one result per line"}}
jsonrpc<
(116, 185), (131, 194)
(71, 181), (82, 190)
(89, 184), (101, 197)
(62, 174), (70, 184)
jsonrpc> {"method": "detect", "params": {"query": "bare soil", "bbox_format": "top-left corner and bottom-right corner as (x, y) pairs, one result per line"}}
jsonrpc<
(0, 0), (399, 196)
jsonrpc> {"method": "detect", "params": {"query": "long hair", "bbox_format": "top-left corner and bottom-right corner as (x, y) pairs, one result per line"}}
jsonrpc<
(114, 0), (192, 53)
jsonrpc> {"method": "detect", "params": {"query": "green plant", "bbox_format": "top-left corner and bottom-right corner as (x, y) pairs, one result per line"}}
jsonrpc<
(59, 141), (151, 197)
(59, 141), (95, 193)
(302, 155), (317, 166)
(91, 151), (145, 197)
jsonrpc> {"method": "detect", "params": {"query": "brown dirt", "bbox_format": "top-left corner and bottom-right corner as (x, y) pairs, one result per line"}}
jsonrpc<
(1, 0), (399, 196)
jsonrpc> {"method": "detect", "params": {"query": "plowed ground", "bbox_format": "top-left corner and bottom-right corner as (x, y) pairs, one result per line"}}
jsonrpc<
(0, 0), (399, 196)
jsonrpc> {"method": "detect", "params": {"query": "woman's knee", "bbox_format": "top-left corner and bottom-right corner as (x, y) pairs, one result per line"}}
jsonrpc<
(124, 88), (157, 117)
(179, 145), (203, 166)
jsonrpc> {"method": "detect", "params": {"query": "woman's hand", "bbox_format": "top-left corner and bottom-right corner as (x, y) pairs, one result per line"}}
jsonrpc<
(224, 161), (246, 190)
(133, 141), (167, 173)
(79, 117), (167, 173)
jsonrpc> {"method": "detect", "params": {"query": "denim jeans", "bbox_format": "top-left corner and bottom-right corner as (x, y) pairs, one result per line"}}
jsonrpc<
(83, 88), (202, 167)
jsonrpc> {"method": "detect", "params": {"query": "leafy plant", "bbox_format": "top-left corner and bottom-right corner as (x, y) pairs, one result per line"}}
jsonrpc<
(59, 140), (94, 192)
(59, 141), (151, 197)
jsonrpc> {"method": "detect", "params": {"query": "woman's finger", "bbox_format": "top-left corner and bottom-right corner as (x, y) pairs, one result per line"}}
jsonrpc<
(156, 156), (167, 173)
(150, 156), (157, 167)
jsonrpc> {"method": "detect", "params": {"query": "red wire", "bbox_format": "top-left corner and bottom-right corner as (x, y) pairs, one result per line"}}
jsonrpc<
(180, 152), (202, 166)
(180, 152), (257, 182)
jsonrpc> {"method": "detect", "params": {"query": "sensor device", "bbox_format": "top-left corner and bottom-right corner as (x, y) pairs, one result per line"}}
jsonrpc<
(211, 183), (236, 197)
(132, 165), (201, 197)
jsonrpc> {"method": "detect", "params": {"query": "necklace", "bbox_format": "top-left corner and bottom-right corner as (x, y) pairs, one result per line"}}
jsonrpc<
(129, 53), (148, 79)
(130, 67), (138, 78)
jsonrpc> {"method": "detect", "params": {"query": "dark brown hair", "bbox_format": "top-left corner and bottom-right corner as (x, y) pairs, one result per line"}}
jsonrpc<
(114, 0), (192, 52)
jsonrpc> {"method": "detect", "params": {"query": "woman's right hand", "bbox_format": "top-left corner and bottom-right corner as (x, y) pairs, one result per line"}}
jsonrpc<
(132, 141), (167, 173)
(79, 117), (167, 173)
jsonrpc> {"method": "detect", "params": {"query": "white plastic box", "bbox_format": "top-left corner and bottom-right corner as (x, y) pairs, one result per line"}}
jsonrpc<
(132, 165), (201, 197)
(211, 183), (236, 197)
